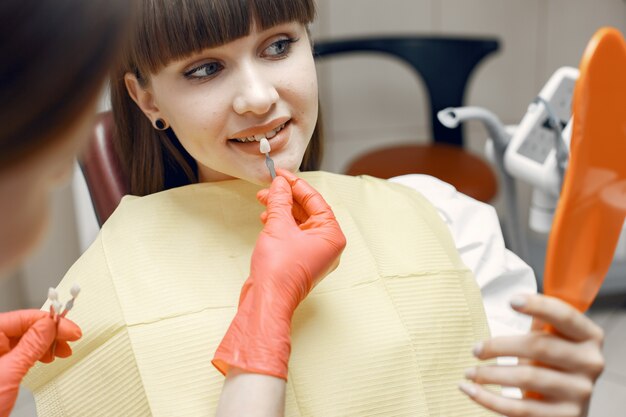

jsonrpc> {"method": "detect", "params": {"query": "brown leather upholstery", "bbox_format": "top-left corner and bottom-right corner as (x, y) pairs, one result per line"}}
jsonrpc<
(345, 143), (497, 202)
(79, 111), (128, 226)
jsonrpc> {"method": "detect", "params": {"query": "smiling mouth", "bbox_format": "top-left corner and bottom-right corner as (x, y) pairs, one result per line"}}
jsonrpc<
(229, 121), (289, 143)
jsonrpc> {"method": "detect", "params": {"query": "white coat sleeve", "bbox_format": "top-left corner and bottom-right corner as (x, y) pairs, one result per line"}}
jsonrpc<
(389, 174), (537, 339)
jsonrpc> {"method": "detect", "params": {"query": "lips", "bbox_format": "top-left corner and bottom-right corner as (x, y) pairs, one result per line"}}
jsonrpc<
(229, 117), (291, 141)
(228, 120), (291, 155)
(231, 122), (287, 143)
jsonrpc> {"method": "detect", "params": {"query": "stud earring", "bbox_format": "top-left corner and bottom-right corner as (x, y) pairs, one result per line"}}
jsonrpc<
(153, 118), (168, 130)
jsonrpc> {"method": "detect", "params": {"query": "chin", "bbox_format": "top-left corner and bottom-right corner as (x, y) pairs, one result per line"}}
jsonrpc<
(245, 156), (303, 186)
(273, 154), (303, 174)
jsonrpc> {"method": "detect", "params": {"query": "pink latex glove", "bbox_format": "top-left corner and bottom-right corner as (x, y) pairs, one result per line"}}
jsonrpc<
(0, 309), (81, 417)
(212, 169), (346, 380)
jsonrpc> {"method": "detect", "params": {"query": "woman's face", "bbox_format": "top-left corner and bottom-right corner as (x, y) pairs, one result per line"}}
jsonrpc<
(0, 101), (97, 275)
(127, 21), (318, 185)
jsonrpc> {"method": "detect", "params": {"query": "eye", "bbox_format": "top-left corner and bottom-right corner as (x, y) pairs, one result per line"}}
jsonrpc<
(262, 37), (298, 59)
(184, 61), (224, 79)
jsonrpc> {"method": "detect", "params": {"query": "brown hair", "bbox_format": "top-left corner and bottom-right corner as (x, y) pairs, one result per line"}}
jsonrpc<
(111, 0), (323, 196)
(0, 0), (131, 170)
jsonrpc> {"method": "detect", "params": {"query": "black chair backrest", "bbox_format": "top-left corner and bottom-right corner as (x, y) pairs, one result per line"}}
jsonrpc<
(314, 36), (499, 146)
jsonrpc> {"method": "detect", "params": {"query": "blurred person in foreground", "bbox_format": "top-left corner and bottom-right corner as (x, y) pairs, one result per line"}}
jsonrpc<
(0, 1), (131, 414)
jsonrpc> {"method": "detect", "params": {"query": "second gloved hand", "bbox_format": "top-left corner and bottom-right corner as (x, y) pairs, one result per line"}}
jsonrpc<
(212, 170), (346, 380)
(0, 309), (81, 417)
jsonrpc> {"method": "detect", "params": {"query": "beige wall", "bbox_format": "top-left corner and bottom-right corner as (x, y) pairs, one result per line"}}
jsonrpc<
(6, 1), (626, 310)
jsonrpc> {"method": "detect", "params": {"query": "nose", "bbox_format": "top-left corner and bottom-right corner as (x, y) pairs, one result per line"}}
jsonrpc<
(232, 63), (279, 115)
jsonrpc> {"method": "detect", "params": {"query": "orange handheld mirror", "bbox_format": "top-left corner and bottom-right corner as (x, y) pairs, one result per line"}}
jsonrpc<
(544, 27), (626, 313)
(525, 27), (626, 402)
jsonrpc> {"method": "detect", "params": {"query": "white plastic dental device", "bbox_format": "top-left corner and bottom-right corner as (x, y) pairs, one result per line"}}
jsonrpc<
(259, 138), (276, 179)
(504, 66), (579, 232)
(504, 66), (578, 196)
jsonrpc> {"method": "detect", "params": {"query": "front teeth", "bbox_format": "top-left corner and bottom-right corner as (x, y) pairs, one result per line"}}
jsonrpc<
(234, 122), (286, 143)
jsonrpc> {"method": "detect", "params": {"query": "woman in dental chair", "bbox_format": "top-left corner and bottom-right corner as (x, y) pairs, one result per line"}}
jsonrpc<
(25, 1), (604, 416)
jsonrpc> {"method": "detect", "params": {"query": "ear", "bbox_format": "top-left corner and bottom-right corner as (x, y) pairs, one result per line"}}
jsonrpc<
(124, 72), (162, 123)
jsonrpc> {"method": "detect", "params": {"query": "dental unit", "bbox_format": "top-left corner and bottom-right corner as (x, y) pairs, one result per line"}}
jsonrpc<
(438, 27), (626, 308)
(437, 106), (527, 259)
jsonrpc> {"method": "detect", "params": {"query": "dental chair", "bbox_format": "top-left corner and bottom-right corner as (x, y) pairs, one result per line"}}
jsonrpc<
(314, 36), (500, 202)
(78, 111), (128, 226)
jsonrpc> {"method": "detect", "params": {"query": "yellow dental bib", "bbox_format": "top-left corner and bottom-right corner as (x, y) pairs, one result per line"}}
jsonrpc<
(25, 172), (494, 416)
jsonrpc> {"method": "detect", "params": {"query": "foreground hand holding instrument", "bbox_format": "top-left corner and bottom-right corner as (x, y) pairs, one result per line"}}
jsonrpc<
(0, 310), (81, 417)
(212, 169), (346, 379)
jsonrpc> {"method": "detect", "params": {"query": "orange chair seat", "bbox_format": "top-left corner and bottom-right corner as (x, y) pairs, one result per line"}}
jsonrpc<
(345, 143), (498, 202)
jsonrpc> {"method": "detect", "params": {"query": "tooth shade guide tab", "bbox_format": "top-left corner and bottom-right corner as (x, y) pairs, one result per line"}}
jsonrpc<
(70, 284), (81, 298)
(260, 138), (271, 154)
(48, 287), (59, 302)
(46, 283), (81, 319)
(52, 301), (63, 316)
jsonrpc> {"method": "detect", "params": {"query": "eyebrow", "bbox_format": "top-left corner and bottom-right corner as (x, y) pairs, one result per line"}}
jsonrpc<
(172, 22), (302, 72)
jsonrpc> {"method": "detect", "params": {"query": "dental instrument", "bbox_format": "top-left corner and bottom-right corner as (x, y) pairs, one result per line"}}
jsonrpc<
(50, 299), (63, 356)
(60, 284), (81, 318)
(47, 288), (59, 318)
(260, 138), (276, 179)
(52, 301), (62, 319)
(47, 284), (81, 355)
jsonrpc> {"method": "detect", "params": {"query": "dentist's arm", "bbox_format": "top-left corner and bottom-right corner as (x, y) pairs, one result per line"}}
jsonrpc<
(214, 170), (346, 416)
(0, 310), (81, 417)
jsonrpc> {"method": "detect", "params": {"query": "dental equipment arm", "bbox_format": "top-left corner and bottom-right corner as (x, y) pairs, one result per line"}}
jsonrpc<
(505, 67), (579, 234)
(0, 310), (81, 417)
(437, 107), (527, 260)
(438, 107), (510, 154)
(213, 170), (346, 380)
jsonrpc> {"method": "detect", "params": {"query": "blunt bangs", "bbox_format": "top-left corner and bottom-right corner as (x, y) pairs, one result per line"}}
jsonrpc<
(132, 0), (316, 76)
